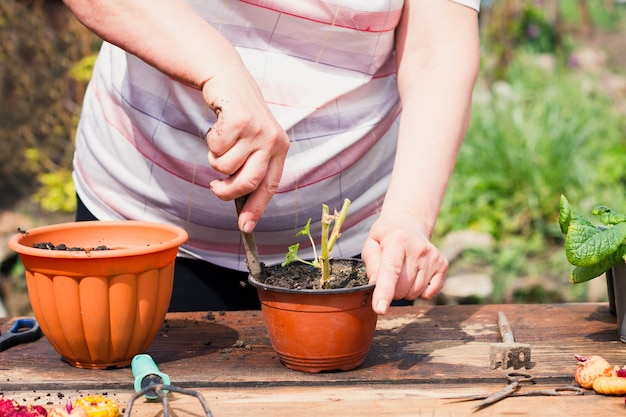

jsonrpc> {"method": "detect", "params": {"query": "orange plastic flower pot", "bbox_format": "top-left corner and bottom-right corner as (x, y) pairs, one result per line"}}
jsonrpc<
(249, 259), (377, 373)
(8, 220), (188, 369)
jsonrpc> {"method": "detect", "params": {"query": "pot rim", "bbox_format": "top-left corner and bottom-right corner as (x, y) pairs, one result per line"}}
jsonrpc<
(248, 272), (375, 295)
(8, 220), (188, 259)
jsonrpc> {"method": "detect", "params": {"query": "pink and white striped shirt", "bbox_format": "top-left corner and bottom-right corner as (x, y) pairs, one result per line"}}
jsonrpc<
(72, 0), (480, 270)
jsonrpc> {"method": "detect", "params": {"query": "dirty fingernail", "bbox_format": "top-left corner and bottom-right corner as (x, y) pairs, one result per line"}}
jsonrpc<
(376, 300), (388, 315)
(242, 221), (256, 234)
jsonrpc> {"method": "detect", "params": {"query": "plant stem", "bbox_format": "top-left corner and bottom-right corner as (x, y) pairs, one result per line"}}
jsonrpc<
(328, 199), (351, 252)
(320, 204), (331, 287)
(320, 199), (351, 288)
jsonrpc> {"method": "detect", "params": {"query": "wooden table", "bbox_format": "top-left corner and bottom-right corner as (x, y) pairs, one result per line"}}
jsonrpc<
(1, 303), (625, 416)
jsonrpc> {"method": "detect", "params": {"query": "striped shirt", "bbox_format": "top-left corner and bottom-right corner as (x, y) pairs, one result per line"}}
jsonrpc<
(73, 0), (480, 271)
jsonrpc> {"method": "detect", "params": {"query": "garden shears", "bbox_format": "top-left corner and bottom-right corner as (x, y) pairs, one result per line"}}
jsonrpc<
(448, 371), (584, 411)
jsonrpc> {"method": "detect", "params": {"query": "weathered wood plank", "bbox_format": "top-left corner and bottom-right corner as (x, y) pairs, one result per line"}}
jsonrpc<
(1, 384), (623, 417)
(0, 303), (621, 392)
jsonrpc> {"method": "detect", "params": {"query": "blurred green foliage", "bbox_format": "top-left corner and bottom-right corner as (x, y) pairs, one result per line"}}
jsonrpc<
(31, 168), (76, 213)
(481, 1), (560, 81)
(560, 0), (626, 30)
(438, 58), (626, 241)
(29, 54), (97, 213)
(0, 0), (99, 211)
(435, 1), (626, 303)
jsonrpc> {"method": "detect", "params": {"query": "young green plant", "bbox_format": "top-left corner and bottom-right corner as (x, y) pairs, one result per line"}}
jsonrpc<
(282, 198), (351, 289)
(559, 195), (626, 283)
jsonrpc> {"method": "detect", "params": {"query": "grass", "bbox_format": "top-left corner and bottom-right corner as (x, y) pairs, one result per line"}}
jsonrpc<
(435, 47), (626, 303)
(560, 0), (626, 30)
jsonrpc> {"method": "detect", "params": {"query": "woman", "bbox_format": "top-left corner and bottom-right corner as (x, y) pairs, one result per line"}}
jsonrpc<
(63, 0), (480, 314)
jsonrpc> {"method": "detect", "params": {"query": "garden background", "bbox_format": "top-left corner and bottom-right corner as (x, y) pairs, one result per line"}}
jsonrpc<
(1, 0), (625, 316)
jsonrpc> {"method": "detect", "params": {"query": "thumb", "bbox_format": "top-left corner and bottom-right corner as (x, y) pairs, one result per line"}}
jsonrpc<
(234, 194), (259, 234)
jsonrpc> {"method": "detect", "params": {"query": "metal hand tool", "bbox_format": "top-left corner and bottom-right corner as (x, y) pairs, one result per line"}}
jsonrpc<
(126, 354), (214, 417)
(235, 195), (262, 279)
(472, 371), (534, 410)
(132, 354), (171, 400)
(489, 311), (531, 369)
(447, 371), (584, 412)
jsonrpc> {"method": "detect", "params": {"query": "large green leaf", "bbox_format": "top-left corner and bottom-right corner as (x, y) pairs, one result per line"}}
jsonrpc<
(571, 264), (610, 283)
(560, 195), (626, 267)
(570, 248), (626, 283)
(558, 195), (572, 234)
(559, 195), (595, 235)
(565, 222), (626, 267)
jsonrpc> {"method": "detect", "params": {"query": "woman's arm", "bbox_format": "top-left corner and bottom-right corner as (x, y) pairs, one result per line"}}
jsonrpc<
(362, 0), (480, 314)
(63, 0), (290, 232)
(64, 0), (239, 89)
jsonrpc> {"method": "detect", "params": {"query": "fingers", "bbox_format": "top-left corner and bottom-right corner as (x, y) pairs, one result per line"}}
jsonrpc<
(419, 269), (446, 299)
(202, 85), (289, 232)
(363, 238), (400, 315)
(210, 149), (285, 233)
(200, 64), (290, 228)
(205, 111), (260, 171)
(362, 225), (448, 315)
(207, 121), (288, 198)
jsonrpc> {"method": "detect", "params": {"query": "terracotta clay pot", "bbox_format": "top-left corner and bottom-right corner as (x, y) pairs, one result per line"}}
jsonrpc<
(8, 220), (188, 369)
(249, 259), (377, 373)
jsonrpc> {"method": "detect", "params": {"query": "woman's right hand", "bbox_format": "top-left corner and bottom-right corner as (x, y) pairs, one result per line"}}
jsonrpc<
(62, 0), (290, 232)
(202, 64), (290, 234)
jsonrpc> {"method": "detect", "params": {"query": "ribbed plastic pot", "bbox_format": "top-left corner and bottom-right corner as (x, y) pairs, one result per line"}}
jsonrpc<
(8, 220), (188, 369)
(249, 259), (377, 373)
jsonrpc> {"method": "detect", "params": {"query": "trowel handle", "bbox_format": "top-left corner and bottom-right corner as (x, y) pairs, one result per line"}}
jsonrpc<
(132, 354), (171, 400)
(497, 311), (515, 343)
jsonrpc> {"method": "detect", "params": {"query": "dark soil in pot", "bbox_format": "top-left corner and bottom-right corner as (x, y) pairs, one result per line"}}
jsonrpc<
(32, 242), (112, 251)
(257, 259), (369, 290)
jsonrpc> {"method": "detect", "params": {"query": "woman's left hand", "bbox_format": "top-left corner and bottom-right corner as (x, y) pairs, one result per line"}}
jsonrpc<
(361, 212), (448, 315)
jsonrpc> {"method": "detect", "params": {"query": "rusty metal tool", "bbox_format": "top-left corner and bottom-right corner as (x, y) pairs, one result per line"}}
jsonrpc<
(489, 311), (531, 370)
(472, 371), (534, 410)
(234, 195), (262, 279)
(124, 384), (214, 417)
(446, 372), (583, 411)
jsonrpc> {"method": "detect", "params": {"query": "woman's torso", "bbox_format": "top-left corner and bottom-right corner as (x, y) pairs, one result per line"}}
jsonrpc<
(72, 0), (472, 270)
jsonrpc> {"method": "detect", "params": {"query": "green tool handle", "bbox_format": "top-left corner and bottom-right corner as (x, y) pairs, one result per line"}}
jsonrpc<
(131, 354), (171, 400)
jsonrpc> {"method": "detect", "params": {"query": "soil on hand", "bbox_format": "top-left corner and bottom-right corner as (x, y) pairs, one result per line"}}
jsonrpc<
(33, 242), (111, 251)
(259, 259), (369, 290)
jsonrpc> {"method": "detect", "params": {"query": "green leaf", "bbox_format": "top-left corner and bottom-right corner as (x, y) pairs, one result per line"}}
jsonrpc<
(592, 205), (626, 225)
(570, 248), (626, 283)
(281, 243), (318, 268)
(565, 222), (626, 267)
(559, 195), (595, 236)
(560, 195), (626, 267)
(282, 244), (301, 267)
(558, 195), (572, 234)
(570, 264), (610, 283)
(296, 219), (312, 237)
